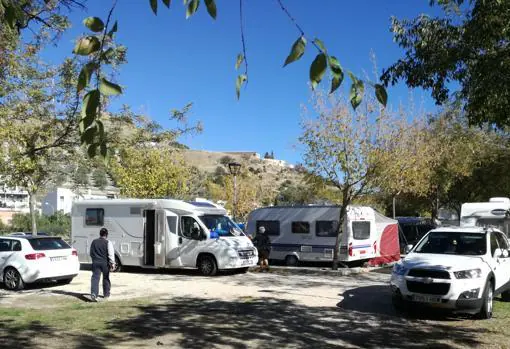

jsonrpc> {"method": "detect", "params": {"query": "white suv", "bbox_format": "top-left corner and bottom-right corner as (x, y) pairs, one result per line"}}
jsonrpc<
(390, 227), (510, 319)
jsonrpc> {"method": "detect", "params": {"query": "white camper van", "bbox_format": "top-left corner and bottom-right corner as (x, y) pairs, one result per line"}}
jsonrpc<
(246, 205), (399, 266)
(71, 199), (258, 275)
(460, 197), (510, 237)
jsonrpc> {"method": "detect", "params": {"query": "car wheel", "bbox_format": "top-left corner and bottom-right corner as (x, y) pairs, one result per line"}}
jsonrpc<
(285, 255), (299, 267)
(392, 293), (407, 313)
(198, 255), (217, 276)
(501, 290), (510, 302)
(112, 256), (122, 273)
(3, 267), (25, 291)
(477, 281), (494, 319)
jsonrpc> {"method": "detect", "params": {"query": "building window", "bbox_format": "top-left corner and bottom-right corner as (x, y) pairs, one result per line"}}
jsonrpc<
(85, 208), (104, 226)
(316, 221), (338, 237)
(256, 220), (280, 236)
(352, 221), (370, 240)
(292, 221), (310, 234)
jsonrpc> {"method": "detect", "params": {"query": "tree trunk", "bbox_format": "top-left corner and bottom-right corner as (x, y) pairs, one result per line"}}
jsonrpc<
(332, 200), (348, 270)
(29, 191), (37, 236)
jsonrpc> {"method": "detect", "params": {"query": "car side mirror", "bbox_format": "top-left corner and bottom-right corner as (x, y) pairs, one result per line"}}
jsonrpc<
(503, 249), (509, 258)
(405, 244), (414, 254)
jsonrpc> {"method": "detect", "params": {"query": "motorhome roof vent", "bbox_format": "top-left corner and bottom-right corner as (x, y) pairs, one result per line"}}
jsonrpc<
(489, 197), (510, 204)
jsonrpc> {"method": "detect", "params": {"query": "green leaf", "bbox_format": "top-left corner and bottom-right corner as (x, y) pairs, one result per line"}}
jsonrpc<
(375, 84), (388, 107)
(77, 62), (98, 93)
(99, 78), (122, 96)
(313, 38), (327, 53)
(80, 115), (95, 134)
(87, 144), (98, 158)
(186, 0), (199, 18)
(283, 36), (307, 67)
(82, 89), (100, 119)
(349, 79), (364, 110)
(328, 56), (344, 94)
(236, 74), (247, 100)
(5, 5), (16, 28)
(205, 0), (216, 19)
(96, 120), (105, 138)
(235, 53), (244, 70)
(309, 53), (327, 90)
(150, 0), (158, 14)
(73, 36), (101, 56)
(83, 17), (105, 32)
(100, 142), (108, 158)
(162, 0), (171, 7)
(80, 124), (97, 145)
(330, 76), (342, 94)
(107, 21), (118, 38)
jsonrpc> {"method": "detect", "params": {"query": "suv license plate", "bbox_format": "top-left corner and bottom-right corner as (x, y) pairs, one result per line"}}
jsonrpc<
(413, 295), (441, 303)
(241, 260), (252, 266)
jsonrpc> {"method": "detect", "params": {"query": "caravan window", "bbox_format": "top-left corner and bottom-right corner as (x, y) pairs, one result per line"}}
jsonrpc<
(256, 220), (280, 236)
(292, 221), (310, 234)
(352, 221), (370, 240)
(85, 208), (104, 226)
(316, 221), (338, 237)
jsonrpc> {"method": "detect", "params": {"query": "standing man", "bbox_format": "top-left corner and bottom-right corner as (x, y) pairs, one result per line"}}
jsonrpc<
(253, 226), (271, 271)
(89, 227), (115, 302)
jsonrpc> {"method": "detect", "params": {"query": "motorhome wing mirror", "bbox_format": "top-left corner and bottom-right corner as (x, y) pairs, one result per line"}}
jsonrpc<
(405, 244), (414, 254)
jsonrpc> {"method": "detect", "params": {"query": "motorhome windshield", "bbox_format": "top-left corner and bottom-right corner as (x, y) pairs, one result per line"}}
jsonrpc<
(199, 215), (244, 237)
(414, 231), (486, 256)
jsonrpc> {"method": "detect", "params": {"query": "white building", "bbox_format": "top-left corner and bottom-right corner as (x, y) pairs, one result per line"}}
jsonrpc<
(42, 187), (118, 215)
(0, 184), (30, 210)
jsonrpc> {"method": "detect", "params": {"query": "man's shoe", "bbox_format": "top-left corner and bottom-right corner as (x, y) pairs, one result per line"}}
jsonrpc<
(90, 294), (98, 302)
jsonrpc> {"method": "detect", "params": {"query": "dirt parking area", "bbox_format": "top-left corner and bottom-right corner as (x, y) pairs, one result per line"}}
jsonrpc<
(0, 267), (508, 349)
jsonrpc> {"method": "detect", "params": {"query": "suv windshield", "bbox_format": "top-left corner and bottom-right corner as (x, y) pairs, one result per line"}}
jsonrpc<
(414, 231), (486, 256)
(199, 215), (244, 237)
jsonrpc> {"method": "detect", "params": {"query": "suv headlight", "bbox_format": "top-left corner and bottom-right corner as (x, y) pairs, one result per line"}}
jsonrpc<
(392, 263), (407, 276)
(454, 269), (482, 279)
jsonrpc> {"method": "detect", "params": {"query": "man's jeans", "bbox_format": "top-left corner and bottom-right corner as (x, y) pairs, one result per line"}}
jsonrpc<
(91, 262), (110, 297)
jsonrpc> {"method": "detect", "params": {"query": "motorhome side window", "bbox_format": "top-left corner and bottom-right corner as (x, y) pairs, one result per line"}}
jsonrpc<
(352, 221), (370, 240)
(180, 216), (202, 239)
(292, 221), (310, 234)
(316, 221), (338, 237)
(85, 208), (104, 226)
(130, 207), (142, 215)
(256, 220), (280, 236)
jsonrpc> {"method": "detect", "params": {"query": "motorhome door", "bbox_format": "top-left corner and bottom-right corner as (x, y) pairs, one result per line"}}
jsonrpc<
(144, 209), (166, 267)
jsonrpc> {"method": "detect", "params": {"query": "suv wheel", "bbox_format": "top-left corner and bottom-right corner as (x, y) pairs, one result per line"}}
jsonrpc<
(477, 281), (494, 319)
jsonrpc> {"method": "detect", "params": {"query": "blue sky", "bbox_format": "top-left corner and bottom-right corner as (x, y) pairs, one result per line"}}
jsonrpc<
(43, 0), (443, 164)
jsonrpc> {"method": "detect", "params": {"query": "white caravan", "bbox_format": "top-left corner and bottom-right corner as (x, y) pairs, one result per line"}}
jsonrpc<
(460, 197), (510, 237)
(71, 199), (258, 275)
(246, 205), (399, 266)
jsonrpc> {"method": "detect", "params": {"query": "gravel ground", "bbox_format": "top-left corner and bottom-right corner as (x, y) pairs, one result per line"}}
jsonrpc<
(0, 266), (506, 349)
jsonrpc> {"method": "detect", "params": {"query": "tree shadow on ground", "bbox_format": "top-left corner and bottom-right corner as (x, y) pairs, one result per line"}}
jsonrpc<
(0, 319), (107, 349)
(104, 294), (485, 349)
(48, 289), (91, 302)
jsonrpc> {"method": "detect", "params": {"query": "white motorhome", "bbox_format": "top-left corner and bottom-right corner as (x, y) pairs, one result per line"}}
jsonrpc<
(460, 197), (510, 237)
(246, 205), (399, 266)
(71, 199), (258, 275)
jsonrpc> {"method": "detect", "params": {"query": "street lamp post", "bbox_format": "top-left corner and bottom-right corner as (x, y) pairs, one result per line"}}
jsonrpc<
(44, 202), (55, 215)
(228, 162), (242, 222)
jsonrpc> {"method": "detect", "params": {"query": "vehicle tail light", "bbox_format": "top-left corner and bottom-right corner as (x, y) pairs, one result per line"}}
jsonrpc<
(373, 241), (377, 254)
(72, 249), (78, 256)
(25, 253), (46, 260)
(348, 243), (353, 257)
